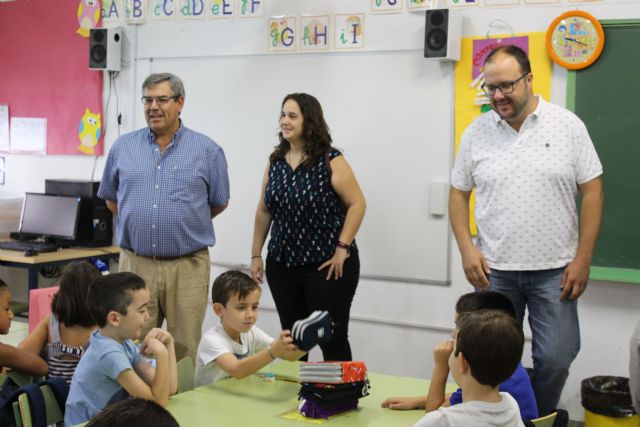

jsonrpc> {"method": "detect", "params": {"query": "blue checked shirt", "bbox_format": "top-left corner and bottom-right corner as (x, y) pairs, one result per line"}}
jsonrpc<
(98, 123), (230, 257)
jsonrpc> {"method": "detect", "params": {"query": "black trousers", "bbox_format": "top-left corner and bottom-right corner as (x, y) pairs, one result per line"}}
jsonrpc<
(266, 250), (360, 361)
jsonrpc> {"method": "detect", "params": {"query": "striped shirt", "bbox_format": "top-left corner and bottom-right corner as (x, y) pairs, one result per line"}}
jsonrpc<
(98, 122), (230, 257)
(264, 149), (355, 267)
(47, 315), (89, 385)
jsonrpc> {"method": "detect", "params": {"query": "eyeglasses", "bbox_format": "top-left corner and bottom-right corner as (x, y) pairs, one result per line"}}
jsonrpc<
(141, 95), (179, 106)
(481, 73), (529, 96)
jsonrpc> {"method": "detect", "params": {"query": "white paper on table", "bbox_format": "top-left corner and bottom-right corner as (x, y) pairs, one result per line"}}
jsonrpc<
(0, 105), (9, 152)
(10, 117), (47, 154)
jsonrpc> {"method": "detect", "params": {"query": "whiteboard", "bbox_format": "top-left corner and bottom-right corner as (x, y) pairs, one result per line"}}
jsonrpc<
(145, 51), (453, 284)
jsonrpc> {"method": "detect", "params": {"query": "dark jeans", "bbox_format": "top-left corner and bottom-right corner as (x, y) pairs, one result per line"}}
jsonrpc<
(489, 267), (580, 416)
(266, 250), (360, 361)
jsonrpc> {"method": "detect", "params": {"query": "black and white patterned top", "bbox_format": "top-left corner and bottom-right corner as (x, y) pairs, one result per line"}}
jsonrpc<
(47, 314), (90, 385)
(265, 148), (356, 267)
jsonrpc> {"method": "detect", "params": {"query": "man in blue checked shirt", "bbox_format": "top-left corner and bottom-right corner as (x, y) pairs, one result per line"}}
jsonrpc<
(98, 73), (230, 362)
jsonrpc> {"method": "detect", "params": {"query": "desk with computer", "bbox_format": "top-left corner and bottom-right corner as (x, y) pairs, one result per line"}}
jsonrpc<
(0, 180), (118, 292)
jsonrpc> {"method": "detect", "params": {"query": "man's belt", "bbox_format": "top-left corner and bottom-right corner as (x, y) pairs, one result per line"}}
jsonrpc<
(131, 248), (206, 261)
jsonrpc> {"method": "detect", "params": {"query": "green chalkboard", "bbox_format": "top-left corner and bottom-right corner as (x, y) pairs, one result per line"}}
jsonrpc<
(568, 20), (640, 284)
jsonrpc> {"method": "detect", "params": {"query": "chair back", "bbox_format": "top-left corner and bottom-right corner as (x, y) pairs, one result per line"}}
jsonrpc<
(177, 356), (195, 393)
(28, 287), (59, 332)
(530, 411), (558, 427)
(40, 384), (64, 424)
(17, 393), (32, 427)
(12, 401), (23, 427)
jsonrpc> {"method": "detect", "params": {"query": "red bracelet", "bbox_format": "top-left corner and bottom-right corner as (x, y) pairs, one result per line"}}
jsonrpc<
(336, 240), (350, 252)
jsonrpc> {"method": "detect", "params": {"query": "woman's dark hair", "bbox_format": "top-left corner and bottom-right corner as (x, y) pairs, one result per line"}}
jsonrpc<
(52, 261), (101, 327)
(269, 93), (333, 169)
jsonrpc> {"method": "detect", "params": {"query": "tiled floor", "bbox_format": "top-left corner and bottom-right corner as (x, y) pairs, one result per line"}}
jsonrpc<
(3, 318), (28, 346)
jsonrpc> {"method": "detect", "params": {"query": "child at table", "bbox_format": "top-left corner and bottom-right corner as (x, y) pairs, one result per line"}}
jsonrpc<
(413, 309), (525, 426)
(0, 278), (48, 377)
(85, 398), (179, 427)
(65, 272), (178, 427)
(19, 261), (101, 384)
(382, 291), (538, 420)
(195, 270), (305, 386)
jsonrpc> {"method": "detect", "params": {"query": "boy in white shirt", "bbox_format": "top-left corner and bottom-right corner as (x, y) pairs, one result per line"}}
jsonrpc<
(414, 310), (525, 427)
(195, 270), (305, 385)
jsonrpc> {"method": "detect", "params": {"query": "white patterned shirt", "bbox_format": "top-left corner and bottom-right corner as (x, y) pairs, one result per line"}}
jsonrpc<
(451, 96), (602, 271)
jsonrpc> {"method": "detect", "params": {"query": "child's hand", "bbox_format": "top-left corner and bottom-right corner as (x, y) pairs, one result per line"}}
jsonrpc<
(433, 340), (454, 368)
(270, 330), (304, 360)
(143, 328), (174, 347)
(381, 396), (425, 410)
(140, 337), (168, 358)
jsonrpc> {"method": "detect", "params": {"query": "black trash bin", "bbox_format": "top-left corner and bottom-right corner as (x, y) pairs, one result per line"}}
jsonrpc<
(581, 376), (638, 426)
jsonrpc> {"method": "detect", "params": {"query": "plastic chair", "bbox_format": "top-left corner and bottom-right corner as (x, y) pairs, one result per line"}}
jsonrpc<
(28, 286), (59, 332)
(177, 356), (195, 393)
(526, 411), (557, 427)
(17, 393), (32, 427)
(12, 401), (23, 427)
(8, 370), (35, 387)
(11, 384), (65, 427)
(40, 384), (64, 424)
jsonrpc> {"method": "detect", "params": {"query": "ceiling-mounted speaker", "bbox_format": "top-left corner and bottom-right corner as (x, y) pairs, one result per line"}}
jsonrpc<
(424, 9), (461, 61)
(89, 28), (121, 71)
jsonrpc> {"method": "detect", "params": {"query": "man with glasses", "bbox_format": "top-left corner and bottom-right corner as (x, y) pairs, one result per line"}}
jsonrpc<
(98, 73), (230, 362)
(449, 45), (603, 415)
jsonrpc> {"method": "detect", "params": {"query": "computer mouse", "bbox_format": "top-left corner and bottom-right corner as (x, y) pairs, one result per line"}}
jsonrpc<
(24, 249), (38, 257)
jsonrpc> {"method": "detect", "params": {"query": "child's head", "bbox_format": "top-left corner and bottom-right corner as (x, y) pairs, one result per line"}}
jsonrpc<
(450, 309), (524, 388)
(52, 261), (101, 327)
(85, 398), (179, 427)
(87, 272), (149, 340)
(211, 270), (261, 334)
(0, 278), (13, 335)
(455, 291), (517, 319)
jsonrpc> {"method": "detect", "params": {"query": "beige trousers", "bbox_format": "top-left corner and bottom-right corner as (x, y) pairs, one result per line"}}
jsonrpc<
(119, 248), (210, 362)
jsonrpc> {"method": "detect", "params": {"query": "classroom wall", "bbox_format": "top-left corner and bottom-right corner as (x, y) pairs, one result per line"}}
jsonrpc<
(2, 1), (640, 421)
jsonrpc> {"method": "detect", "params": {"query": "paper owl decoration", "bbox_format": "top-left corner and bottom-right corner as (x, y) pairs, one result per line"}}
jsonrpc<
(77, 108), (102, 155)
(77, 0), (101, 38)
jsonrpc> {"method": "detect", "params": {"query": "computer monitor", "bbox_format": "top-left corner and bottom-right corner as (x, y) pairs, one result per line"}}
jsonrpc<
(19, 193), (81, 241)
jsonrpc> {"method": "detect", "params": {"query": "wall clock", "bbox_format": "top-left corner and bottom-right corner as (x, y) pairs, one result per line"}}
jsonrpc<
(546, 10), (605, 70)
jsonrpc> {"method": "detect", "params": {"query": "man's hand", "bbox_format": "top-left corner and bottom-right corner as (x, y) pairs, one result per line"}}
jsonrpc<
(461, 245), (490, 289)
(560, 257), (590, 300)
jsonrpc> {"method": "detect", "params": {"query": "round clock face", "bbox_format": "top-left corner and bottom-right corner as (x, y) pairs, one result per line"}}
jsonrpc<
(546, 11), (604, 70)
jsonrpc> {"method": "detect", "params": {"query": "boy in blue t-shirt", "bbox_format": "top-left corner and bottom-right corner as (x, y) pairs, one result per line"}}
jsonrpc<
(65, 272), (178, 427)
(382, 291), (538, 420)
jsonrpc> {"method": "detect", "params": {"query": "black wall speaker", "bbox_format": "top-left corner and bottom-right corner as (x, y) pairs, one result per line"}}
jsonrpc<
(89, 28), (122, 71)
(424, 9), (461, 61)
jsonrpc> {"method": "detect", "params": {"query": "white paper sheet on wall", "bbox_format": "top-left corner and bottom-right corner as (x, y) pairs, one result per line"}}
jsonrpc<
(0, 105), (9, 152)
(9, 117), (47, 154)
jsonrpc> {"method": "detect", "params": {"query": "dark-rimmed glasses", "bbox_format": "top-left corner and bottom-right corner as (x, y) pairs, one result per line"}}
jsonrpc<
(141, 95), (179, 106)
(481, 73), (529, 97)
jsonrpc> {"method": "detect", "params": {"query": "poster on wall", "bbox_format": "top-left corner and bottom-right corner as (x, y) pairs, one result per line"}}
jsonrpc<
(0, 105), (8, 152)
(0, 1), (104, 155)
(334, 14), (365, 49)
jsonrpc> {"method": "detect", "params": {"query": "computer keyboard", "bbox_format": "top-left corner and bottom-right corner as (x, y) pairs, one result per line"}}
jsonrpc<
(0, 240), (59, 253)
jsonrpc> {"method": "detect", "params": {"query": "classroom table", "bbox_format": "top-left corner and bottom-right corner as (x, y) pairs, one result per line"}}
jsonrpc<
(166, 361), (457, 426)
(0, 245), (120, 292)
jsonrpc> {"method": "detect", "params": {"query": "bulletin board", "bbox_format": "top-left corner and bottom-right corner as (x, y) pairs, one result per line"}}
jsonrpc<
(568, 20), (640, 284)
(0, 0), (103, 155)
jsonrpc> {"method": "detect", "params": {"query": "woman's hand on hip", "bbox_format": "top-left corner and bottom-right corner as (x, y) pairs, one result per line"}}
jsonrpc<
(251, 257), (264, 284)
(318, 248), (349, 280)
